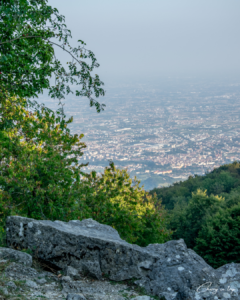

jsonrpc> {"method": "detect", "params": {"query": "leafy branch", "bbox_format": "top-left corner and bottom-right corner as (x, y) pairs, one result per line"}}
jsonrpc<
(0, 0), (105, 114)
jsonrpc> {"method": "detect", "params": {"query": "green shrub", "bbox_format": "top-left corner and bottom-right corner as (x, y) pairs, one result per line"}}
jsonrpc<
(0, 97), (87, 226)
(194, 203), (240, 268)
(76, 163), (172, 246)
(0, 97), (171, 247)
(169, 189), (224, 249)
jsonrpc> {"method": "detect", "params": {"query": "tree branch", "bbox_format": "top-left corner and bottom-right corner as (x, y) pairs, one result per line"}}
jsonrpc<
(0, 35), (83, 68)
(49, 40), (83, 66)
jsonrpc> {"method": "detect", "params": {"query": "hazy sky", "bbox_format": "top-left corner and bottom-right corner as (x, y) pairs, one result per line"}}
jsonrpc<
(49, 0), (240, 84)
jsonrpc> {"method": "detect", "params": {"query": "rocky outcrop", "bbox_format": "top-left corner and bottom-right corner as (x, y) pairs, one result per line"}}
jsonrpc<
(5, 216), (240, 300)
(0, 248), (146, 300)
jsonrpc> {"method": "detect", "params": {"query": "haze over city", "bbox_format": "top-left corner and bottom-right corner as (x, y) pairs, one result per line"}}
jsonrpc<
(39, 0), (240, 190)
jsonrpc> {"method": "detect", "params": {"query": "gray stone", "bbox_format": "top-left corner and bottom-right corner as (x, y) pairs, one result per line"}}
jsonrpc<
(25, 279), (38, 289)
(61, 276), (72, 282)
(132, 297), (150, 300)
(6, 216), (240, 300)
(0, 287), (8, 295)
(64, 266), (81, 280)
(66, 293), (87, 300)
(0, 247), (32, 266)
(5, 261), (38, 279)
(36, 278), (47, 285)
(6, 281), (17, 289)
(62, 279), (82, 295)
(82, 261), (102, 280)
(0, 258), (140, 300)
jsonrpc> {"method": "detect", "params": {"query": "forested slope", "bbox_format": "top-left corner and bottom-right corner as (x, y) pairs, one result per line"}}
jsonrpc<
(149, 161), (240, 268)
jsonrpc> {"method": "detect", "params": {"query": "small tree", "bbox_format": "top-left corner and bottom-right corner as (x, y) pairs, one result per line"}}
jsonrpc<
(77, 162), (172, 245)
(0, 95), (88, 225)
(0, 0), (104, 224)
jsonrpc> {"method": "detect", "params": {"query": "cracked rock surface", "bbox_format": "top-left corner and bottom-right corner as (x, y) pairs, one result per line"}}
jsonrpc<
(5, 216), (240, 300)
(0, 254), (150, 300)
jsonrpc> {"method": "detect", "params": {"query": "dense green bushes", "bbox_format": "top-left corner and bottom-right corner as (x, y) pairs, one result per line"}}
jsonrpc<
(0, 97), (87, 223)
(169, 189), (224, 249)
(0, 96), (171, 247)
(77, 163), (172, 246)
(195, 203), (240, 268)
(149, 163), (240, 268)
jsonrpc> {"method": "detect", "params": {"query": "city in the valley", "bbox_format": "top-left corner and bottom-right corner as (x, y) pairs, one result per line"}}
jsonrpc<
(41, 77), (240, 190)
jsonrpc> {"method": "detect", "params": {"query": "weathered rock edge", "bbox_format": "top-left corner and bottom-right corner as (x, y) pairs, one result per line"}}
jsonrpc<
(0, 246), (32, 266)
(0, 251), (146, 300)
(6, 216), (240, 300)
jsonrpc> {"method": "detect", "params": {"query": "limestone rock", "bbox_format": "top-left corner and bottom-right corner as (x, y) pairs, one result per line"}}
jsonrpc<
(61, 278), (83, 295)
(5, 261), (39, 279)
(0, 246), (32, 266)
(132, 297), (150, 300)
(82, 261), (102, 280)
(66, 294), (86, 300)
(0, 258), (142, 299)
(64, 266), (82, 281)
(25, 279), (38, 289)
(36, 278), (47, 285)
(6, 281), (17, 289)
(6, 215), (240, 300)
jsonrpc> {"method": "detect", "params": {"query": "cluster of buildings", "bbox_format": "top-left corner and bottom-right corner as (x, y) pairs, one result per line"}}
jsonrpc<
(42, 79), (240, 189)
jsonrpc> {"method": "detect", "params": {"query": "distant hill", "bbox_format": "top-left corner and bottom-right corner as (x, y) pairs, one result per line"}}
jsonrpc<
(148, 161), (240, 210)
(141, 177), (164, 191)
(139, 174), (175, 191)
(148, 161), (240, 268)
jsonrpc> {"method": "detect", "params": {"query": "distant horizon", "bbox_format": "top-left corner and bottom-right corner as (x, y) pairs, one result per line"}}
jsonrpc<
(40, 71), (240, 103)
(97, 71), (240, 85)
(47, 0), (240, 89)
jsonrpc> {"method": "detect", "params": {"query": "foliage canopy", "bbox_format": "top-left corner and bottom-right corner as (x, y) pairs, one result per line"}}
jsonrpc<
(149, 163), (240, 210)
(169, 189), (224, 249)
(195, 203), (240, 268)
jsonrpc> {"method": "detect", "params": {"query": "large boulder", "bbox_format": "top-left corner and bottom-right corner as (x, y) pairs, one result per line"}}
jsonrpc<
(5, 216), (240, 300)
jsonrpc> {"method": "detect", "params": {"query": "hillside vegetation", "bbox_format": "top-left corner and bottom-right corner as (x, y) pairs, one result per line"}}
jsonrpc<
(0, 0), (171, 249)
(0, 96), (172, 248)
(149, 162), (240, 268)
